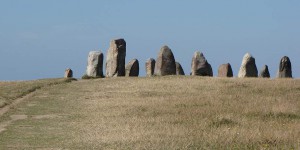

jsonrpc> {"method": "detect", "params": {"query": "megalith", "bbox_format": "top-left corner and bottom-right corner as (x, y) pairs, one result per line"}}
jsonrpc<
(125, 59), (139, 77)
(259, 65), (270, 78)
(176, 62), (185, 75)
(218, 63), (233, 77)
(277, 56), (292, 78)
(238, 53), (258, 78)
(145, 58), (156, 77)
(154, 45), (176, 76)
(86, 51), (104, 77)
(106, 39), (126, 77)
(64, 68), (73, 78)
(191, 51), (213, 76)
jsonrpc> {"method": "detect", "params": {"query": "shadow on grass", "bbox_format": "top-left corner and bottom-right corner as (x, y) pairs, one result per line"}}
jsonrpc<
(247, 112), (300, 121)
(210, 118), (238, 128)
(263, 112), (300, 120)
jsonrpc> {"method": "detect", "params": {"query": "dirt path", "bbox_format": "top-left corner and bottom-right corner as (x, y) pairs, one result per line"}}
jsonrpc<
(0, 80), (75, 134)
(0, 79), (76, 117)
(0, 89), (38, 133)
(0, 92), (36, 117)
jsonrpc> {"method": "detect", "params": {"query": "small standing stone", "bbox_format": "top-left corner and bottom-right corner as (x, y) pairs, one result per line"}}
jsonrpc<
(154, 45), (176, 76)
(145, 58), (156, 77)
(64, 68), (73, 78)
(191, 51), (213, 76)
(238, 53), (258, 78)
(176, 62), (185, 75)
(277, 56), (292, 78)
(125, 59), (139, 77)
(86, 51), (104, 77)
(106, 39), (126, 77)
(218, 63), (233, 77)
(259, 65), (270, 78)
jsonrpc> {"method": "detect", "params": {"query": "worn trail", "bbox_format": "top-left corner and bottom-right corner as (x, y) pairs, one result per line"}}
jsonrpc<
(0, 92), (36, 117)
(0, 80), (74, 134)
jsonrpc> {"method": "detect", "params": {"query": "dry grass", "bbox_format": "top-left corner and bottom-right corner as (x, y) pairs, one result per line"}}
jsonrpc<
(0, 76), (299, 149)
(0, 78), (74, 108)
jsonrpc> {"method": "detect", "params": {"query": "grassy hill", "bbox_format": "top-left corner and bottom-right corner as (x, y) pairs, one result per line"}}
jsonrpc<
(0, 78), (74, 108)
(0, 76), (299, 149)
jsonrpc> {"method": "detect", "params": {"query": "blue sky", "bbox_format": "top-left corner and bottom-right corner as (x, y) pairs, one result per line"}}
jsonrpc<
(0, 1), (299, 80)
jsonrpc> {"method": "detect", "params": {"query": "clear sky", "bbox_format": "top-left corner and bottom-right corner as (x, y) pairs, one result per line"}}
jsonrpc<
(0, 0), (299, 80)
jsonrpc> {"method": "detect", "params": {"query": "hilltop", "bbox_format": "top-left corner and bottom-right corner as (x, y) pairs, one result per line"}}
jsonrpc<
(0, 77), (299, 149)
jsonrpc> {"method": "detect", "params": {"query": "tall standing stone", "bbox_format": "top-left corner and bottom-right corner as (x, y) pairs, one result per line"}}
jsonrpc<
(154, 45), (176, 76)
(238, 53), (258, 78)
(259, 65), (270, 78)
(86, 51), (104, 77)
(191, 51), (213, 76)
(106, 39), (126, 77)
(277, 56), (292, 78)
(64, 68), (73, 78)
(218, 63), (233, 77)
(145, 58), (156, 77)
(125, 59), (139, 77)
(176, 62), (185, 75)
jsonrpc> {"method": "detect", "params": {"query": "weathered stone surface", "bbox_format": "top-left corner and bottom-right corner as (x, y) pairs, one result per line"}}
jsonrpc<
(126, 59), (139, 77)
(277, 56), (292, 78)
(106, 39), (126, 77)
(86, 51), (104, 77)
(154, 45), (176, 76)
(218, 63), (233, 77)
(191, 51), (213, 76)
(176, 62), (185, 75)
(238, 53), (258, 78)
(145, 58), (155, 77)
(259, 65), (270, 78)
(64, 68), (73, 78)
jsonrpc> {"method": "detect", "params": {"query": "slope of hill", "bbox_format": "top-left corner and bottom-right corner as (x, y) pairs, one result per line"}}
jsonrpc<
(0, 76), (299, 149)
(0, 78), (74, 108)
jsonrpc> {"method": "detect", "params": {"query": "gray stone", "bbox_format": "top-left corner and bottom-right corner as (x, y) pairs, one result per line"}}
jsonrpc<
(86, 51), (104, 77)
(145, 58), (155, 77)
(191, 51), (213, 76)
(238, 53), (258, 78)
(176, 62), (185, 75)
(154, 45), (176, 76)
(126, 59), (139, 77)
(64, 68), (73, 78)
(106, 39), (126, 77)
(259, 65), (270, 78)
(277, 56), (292, 78)
(218, 63), (233, 77)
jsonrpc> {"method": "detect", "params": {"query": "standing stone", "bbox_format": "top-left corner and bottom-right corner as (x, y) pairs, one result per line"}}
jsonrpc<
(64, 68), (73, 78)
(176, 62), (185, 75)
(238, 53), (258, 78)
(126, 59), (139, 77)
(191, 51), (213, 76)
(106, 39), (126, 77)
(218, 63), (233, 77)
(145, 58), (156, 77)
(86, 51), (104, 77)
(154, 45), (176, 76)
(277, 56), (292, 78)
(259, 65), (270, 78)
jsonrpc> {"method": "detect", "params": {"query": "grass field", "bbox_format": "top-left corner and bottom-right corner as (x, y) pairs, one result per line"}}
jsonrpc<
(0, 78), (74, 108)
(0, 76), (299, 149)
